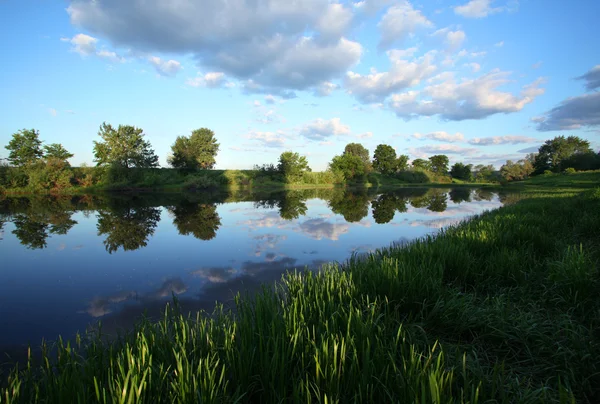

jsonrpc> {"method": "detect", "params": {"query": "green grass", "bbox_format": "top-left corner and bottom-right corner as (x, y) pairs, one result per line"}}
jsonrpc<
(1, 173), (600, 403)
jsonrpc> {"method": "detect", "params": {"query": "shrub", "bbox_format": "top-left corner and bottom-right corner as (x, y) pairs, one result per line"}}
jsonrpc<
(564, 167), (577, 174)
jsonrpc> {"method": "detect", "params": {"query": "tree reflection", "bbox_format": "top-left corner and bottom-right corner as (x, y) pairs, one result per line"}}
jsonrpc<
(371, 194), (408, 224)
(278, 190), (308, 220)
(328, 188), (370, 222)
(169, 201), (222, 240)
(2, 196), (77, 249)
(449, 188), (472, 204)
(97, 202), (161, 253)
(473, 189), (494, 201)
(410, 189), (448, 213)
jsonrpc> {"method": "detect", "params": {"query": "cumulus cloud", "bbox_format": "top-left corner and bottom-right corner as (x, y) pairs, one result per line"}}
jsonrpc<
(465, 62), (481, 72)
(299, 118), (351, 141)
(413, 131), (465, 142)
(264, 95), (277, 104)
(468, 135), (538, 145)
(148, 56), (182, 76)
(389, 70), (545, 121)
(356, 131), (373, 139)
(378, 1), (433, 49)
(246, 130), (287, 148)
(535, 66), (600, 131)
(432, 28), (466, 51)
(186, 72), (229, 88)
(454, 0), (503, 18)
(62, 33), (125, 62)
(345, 49), (437, 103)
(67, 0), (362, 92)
(314, 81), (339, 96)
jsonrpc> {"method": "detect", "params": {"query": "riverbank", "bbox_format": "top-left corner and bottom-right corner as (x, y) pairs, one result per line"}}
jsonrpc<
(0, 167), (494, 196)
(1, 172), (599, 403)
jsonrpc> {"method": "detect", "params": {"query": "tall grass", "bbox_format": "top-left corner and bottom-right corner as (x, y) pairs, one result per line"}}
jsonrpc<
(2, 187), (600, 403)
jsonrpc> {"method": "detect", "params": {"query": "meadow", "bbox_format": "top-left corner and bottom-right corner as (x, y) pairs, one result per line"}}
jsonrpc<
(1, 172), (599, 403)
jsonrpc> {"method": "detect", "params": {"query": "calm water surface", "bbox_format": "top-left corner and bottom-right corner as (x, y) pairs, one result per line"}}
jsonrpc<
(0, 187), (506, 355)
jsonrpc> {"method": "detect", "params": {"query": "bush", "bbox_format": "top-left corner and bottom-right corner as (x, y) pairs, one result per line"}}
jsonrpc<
(564, 167), (577, 174)
(183, 175), (220, 190)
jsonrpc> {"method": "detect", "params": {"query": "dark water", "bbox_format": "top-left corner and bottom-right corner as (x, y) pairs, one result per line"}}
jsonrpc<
(0, 187), (505, 355)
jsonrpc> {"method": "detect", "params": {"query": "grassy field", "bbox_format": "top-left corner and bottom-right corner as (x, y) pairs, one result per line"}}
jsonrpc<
(1, 172), (599, 403)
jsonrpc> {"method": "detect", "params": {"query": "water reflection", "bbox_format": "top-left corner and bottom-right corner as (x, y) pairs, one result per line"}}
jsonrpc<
(0, 187), (508, 355)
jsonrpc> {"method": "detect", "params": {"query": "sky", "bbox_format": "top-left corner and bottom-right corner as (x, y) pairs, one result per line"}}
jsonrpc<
(0, 0), (599, 170)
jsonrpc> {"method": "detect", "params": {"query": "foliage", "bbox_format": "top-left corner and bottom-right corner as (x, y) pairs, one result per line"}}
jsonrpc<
(5, 129), (44, 167)
(168, 128), (220, 170)
(169, 201), (221, 240)
(329, 154), (368, 181)
(328, 188), (370, 222)
(371, 194), (408, 224)
(343, 143), (370, 169)
(43, 143), (74, 163)
(561, 151), (600, 172)
(396, 154), (409, 171)
(428, 154), (449, 174)
(500, 159), (534, 181)
(533, 135), (593, 173)
(93, 122), (159, 169)
(277, 151), (311, 183)
(372, 144), (397, 175)
(411, 158), (430, 170)
(449, 162), (473, 181)
(472, 164), (497, 182)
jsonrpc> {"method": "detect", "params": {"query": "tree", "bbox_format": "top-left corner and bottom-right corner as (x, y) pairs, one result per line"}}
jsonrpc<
(329, 154), (367, 181)
(428, 155), (449, 174)
(43, 143), (74, 163)
(472, 164), (495, 182)
(93, 122), (159, 169)
(500, 159), (534, 181)
(5, 129), (43, 166)
(344, 143), (370, 168)
(372, 144), (397, 175)
(450, 162), (473, 181)
(396, 155), (409, 171)
(533, 136), (592, 173)
(97, 204), (161, 253)
(277, 151), (311, 182)
(411, 158), (430, 171)
(168, 128), (220, 170)
(169, 202), (222, 240)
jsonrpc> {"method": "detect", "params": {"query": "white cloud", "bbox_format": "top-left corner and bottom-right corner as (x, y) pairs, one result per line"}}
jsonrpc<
(468, 135), (538, 145)
(314, 81), (339, 96)
(432, 28), (466, 51)
(378, 1), (433, 49)
(148, 56), (182, 76)
(67, 0), (362, 92)
(532, 61), (543, 69)
(389, 70), (545, 121)
(265, 95), (277, 104)
(186, 72), (228, 88)
(412, 144), (479, 156)
(454, 0), (503, 18)
(63, 33), (125, 63)
(413, 131), (465, 142)
(494, 41), (504, 47)
(246, 130), (287, 148)
(356, 131), (373, 139)
(465, 62), (481, 72)
(297, 218), (350, 240)
(299, 118), (351, 141)
(345, 49), (437, 103)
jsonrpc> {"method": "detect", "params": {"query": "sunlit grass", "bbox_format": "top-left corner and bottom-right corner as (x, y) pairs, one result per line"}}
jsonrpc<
(1, 175), (600, 403)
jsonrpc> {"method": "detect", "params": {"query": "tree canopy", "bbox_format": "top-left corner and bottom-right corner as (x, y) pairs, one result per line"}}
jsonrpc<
(450, 162), (473, 181)
(44, 143), (74, 163)
(93, 123), (159, 169)
(372, 144), (397, 175)
(428, 155), (449, 174)
(330, 153), (367, 181)
(5, 129), (44, 166)
(168, 128), (220, 170)
(277, 151), (311, 182)
(533, 136), (592, 173)
(411, 158), (430, 171)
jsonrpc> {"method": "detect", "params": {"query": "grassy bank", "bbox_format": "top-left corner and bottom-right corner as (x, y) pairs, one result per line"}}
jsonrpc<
(2, 174), (600, 403)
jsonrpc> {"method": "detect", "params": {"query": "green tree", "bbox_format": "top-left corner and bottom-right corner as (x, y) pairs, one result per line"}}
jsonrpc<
(411, 158), (431, 171)
(93, 123), (159, 169)
(44, 143), (74, 163)
(97, 203), (161, 253)
(371, 194), (407, 224)
(344, 143), (371, 169)
(428, 155), (449, 174)
(500, 159), (534, 181)
(450, 162), (473, 181)
(277, 151), (311, 182)
(472, 164), (495, 182)
(372, 144), (397, 175)
(328, 189), (370, 222)
(169, 202), (222, 240)
(329, 154), (367, 181)
(533, 136), (592, 173)
(168, 128), (220, 170)
(396, 155), (409, 171)
(5, 129), (43, 166)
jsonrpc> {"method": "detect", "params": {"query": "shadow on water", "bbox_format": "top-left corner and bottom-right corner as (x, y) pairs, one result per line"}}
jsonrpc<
(0, 186), (510, 371)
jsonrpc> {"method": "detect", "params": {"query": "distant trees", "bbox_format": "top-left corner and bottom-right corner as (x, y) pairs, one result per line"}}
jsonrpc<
(428, 155), (449, 174)
(472, 164), (496, 182)
(93, 122), (159, 169)
(5, 129), (44, 166)
(168, 128), (220, 170)
(450, 162), (473, 181)
(500, 159), (534, 181)
(277, 151), (311, 182)
(533, 136), (593, 173)
(411, 158), (431, 171)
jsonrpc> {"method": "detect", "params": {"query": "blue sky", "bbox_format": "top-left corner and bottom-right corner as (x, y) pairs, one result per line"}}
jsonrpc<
(1, 0), (598, 170)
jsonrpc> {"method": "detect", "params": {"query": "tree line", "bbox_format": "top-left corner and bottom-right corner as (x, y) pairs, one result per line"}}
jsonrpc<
(1, 123), (599, 192)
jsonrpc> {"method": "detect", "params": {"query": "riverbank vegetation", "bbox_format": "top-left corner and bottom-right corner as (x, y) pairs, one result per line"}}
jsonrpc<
(1, 172), (599, 403)
(2, 125), (598, 195)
